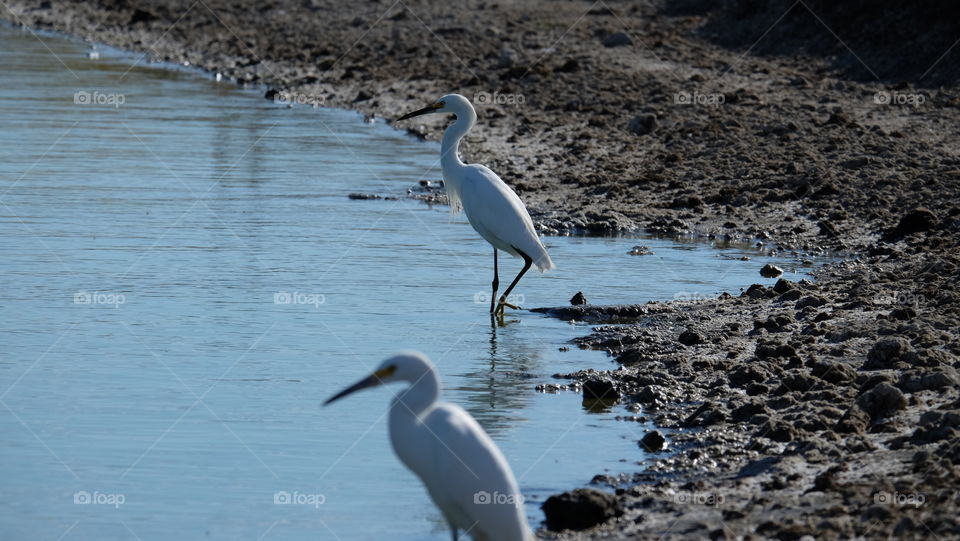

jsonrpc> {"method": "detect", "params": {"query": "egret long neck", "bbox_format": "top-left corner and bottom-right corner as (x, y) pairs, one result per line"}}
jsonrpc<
(388, 371), (441, 474)
(392, 369), (440, 417)
(440, 109), (476, 172)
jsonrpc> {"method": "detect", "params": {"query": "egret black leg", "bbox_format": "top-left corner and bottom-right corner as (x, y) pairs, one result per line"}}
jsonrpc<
(496, 250), (533, 315)
(490, 248), (499, 314)
(451, 526), (458, 541)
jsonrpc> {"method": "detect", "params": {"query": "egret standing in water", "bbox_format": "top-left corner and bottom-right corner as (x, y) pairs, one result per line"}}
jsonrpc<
(324, 352), (534, 541)
(396, 94), (554, 317)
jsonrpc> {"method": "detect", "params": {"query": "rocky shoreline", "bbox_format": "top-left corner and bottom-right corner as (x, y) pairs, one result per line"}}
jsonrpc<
(4, 1), (957, 538)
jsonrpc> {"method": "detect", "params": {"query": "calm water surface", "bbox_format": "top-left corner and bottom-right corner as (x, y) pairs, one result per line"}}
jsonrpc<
(0, 24), (822, 540)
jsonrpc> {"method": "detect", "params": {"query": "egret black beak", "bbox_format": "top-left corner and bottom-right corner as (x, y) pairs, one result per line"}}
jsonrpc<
(323, 366), (396, 405)
(396, 102), (442, 122)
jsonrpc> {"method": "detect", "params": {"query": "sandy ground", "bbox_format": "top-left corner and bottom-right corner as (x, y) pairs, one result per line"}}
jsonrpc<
(3, 1), (958, 538)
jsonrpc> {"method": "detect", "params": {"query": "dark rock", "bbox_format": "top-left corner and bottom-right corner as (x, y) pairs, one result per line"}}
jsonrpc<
(897, 370), (955, 393)
(582, 377), (620, 401)
(628, 245), (653, 255)
(781, 291), (804, 306)
(129, 8), (157, 24)
(639, 430), (666, 452)
(810, 361), (856, 385)
(570, 291), (588, 305)
(678, 329), (704, 346)
(773, 279), (796, 294)
(884, 208), (938, 240)
(554, 59), (580, 73)
(864, 337), (917, 369)
(627, 114), (657, 135)
(836, 406), (871, 434)
(601, 32), (632, 48)
(669, 195), (704, 208)
(353, 90), (372, 102)
(889, 307), (917, 320)
(542, 488), (623, 531)
(856, 382), (907, 422)
(818, 220), (840, 237)
(744, 283), (770, 299)
(760, 263), (783, 278)
(635, 385), (665, 403)
(755, 342), (797, 360)
(796, 295), (828, 309)
(731, 400), (770, 421)
(757, 419), (796, 442)
(812, 467), (842, 492)
(729, 365), (769, 387)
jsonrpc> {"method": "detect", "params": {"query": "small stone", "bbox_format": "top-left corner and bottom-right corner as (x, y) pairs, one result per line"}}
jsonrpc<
(601, 31), (632, 47)
(639, 431), (666, 452)
(628, 245), (653, 255)
(583, 377), (620, 400)
(627, 114), (657, 135)
(570, 291), (588, 305)
(353, 90), (372, 102)
(497, 47), (517, 68)
(760, 264), (783, 278)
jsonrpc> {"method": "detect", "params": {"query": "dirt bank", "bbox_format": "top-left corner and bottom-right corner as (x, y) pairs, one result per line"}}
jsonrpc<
(3, 1), (958, 538)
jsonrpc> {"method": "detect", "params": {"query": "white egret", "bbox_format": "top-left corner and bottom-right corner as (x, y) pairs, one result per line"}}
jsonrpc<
(397, 94), (554, 317)
(324, 351), (534, 541)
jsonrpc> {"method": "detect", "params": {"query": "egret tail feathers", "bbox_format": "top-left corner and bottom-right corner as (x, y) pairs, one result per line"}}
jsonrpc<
(533, 249), (554, 272)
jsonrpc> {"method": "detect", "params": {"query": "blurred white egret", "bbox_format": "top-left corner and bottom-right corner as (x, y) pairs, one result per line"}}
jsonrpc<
(397, 95), (553, 317)
(324, 351), (534, 541)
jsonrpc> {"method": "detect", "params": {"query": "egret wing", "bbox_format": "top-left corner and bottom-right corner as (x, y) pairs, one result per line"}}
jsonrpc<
(459, 165), (553, 271)
(421, 403), (532, 541)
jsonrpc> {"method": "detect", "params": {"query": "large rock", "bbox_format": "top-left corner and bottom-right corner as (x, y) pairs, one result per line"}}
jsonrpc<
(864, 337), (918, 369)
(542, 488), (623, 531)
(856, 382), (907, 422)
(883, 208), (938, 240)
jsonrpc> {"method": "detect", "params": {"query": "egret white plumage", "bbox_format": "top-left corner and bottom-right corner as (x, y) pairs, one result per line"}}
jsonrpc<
(397, 94), (554, 317)
(324, 351), (534, 541)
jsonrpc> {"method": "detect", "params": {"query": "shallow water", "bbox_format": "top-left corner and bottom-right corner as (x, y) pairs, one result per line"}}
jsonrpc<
(0, 24), (823, 540)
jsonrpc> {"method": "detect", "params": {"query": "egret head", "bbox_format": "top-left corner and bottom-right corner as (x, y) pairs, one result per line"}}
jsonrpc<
(323, 351), (436, 405)
(396, 94), (473, 122)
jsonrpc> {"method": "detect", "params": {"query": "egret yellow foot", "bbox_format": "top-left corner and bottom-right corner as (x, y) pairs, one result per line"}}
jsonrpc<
(495, 300), (520, 316)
